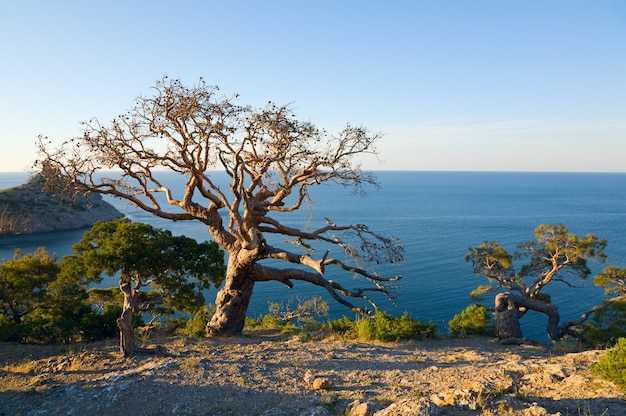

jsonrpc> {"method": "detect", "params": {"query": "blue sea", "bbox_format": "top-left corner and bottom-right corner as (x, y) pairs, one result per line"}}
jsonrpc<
(2, 171), (625, 341)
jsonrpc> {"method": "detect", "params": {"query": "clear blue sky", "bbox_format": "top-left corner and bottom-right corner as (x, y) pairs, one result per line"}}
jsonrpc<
(1, 1), (625, 172)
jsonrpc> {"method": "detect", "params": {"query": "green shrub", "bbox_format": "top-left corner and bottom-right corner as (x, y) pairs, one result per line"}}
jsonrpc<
(245, 314), (299, 333)
(260, 314), (283, 328)
(353, 316), (376, 340)
(327, 310), (437, 342)
(448, 305), (494, 337)
(298, 316), (324, 331)
(591, 337), (626, 392)
(581, 301), (626, 347)
(184, 305), (215, 337)
(371, 310), (437, 341)
(79, 304), (122, 342)
(0, 313), (22, 342)
(326, 316), (355, 334)
(245, 297), (328, 333)
(165, 317), (188, 334)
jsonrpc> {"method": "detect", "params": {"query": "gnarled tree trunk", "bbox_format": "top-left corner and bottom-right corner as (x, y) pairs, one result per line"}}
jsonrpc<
(494, 292), (523, 339)
(206, 257), (255, 336)
(117, 282), (137, 357)
(494, 292), (571, 342)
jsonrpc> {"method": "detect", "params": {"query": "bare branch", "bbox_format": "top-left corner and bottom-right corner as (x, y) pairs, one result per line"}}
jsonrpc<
(252, 264), (383, 316)
(35, 77), (402, 336)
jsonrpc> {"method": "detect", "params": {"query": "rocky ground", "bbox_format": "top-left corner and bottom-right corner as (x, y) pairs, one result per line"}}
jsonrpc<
(1, 331), (624, 416)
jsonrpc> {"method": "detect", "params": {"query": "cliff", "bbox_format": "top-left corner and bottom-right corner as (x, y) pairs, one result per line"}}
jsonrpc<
(0, 173), (123, 235)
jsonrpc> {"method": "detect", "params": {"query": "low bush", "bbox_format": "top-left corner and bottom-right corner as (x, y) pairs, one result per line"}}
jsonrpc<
(591, 337), (626, 392)
(448, 305), (494, 337)
(327, 310), (437, 342)
(245, 314), (283, 329)
(184, 305), (215, 337)
(0, 314), (22, 342)
(164, 317), (188, 334)
(244, 297), (328, 334)
(325, 316), (355, 334)
(79, 304), (123, 342)
(581, 301), (626, 347)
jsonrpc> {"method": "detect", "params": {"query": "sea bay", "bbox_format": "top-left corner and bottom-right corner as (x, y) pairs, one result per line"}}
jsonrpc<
(1, 171), (625, 341)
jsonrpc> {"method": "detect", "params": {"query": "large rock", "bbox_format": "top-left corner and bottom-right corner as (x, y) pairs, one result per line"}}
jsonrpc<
(0, 173), (123, 235)
(344, 400), (371, 416)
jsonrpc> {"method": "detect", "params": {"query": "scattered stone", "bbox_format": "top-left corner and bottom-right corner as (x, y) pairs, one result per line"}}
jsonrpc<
(344, 399), (371, 416)
(319, 393), (337, 405)
(521, 402), (555, 416)
(430, 388), (479, 410)
(312, 377), (334, 390)
(374, 398), (440, 416)
(1, 334), (624, 416)
(304, 370), (315, 384)
(303, 406), (332, 416)
(542, 363), (567, 380)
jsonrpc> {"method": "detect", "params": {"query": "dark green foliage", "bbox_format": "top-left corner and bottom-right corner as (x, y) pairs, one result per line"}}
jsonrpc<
(71, 218), (226, 315)
(246, 314), (284, 329)
(0, 313), (22, 342)
(244, 297), (329, 334)
(327, 310), (437, 342)
(0, 247), (98, 344)
(87, 287), (123, 308)
(448, 305), (494, 337)
(21, 303), (93, 344)
(79, 304), (123, 342)
(164, 317), (188, 334)
(591, 337), (626, 392)
(325, 315), (355, 334)
(465, 224), (617, 341)
(581, 301), (626, 347)
(185, 305), (216, 337)
(69, 218), (225, 354)
(0, 248), (61, 322)
(0, 218), (225, 345)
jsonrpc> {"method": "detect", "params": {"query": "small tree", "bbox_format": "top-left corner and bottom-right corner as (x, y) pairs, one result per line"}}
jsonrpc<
(0, 247), (99, 343)
(0, 248), (60, 323)
(466, 223), (625, 342)
(591, 337), (626, 392)
(582, 266), (626, 345)
(36, 77), (404, 337)
(67, 218), (225, 356)
(448, 305), (493, 338)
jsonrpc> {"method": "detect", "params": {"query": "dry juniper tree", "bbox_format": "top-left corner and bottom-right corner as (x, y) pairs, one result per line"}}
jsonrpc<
(35, 77), (404, 337)
(466, 223), (626, 343)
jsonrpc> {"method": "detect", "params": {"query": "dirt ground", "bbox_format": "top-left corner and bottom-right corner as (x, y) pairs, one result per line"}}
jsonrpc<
(1, 331), (624, 415)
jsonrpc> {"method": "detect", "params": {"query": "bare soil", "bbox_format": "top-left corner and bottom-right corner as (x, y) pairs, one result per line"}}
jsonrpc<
(1, 331), (624, 415)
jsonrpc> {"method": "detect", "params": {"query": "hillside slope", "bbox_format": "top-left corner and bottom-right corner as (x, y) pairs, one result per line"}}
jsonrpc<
(0, 173), (123, 235)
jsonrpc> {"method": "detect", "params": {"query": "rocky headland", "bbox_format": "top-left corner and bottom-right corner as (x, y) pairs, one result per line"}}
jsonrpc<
(0, 173), (122, 235)
(1, 332), (624, 416)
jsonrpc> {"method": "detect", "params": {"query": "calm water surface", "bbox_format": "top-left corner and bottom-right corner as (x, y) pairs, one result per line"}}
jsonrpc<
(2, 171), (625, 340)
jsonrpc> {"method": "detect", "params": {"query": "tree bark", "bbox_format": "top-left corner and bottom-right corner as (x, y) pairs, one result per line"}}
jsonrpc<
(494, 292), (523, 339)
(494, 291), (569, 342)
(206, 261), (255, 337)
(117, 281), (136, 357)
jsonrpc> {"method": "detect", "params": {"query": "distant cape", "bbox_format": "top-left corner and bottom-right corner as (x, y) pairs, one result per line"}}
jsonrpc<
(0, 173), (123, 235)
